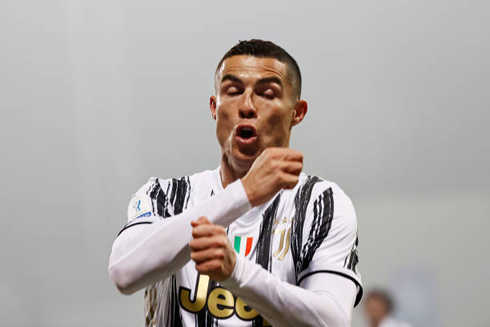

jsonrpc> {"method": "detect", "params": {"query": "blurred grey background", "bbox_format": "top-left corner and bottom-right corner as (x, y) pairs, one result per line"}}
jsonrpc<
(1, 0), (489, 326)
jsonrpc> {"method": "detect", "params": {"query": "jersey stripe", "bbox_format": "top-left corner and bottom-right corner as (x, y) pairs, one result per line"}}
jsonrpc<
(299, 187), (334, 273)
(170, 176), (191, 215)
(147, 178), (170, 218)
(255, 194), (282, 272)
(344, 236), (360, 273)
(291, 176), (322, 279)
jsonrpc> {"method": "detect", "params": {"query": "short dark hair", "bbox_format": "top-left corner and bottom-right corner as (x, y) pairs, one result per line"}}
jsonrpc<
(365, 289), (395, 313)
(215, 39), (302, 99)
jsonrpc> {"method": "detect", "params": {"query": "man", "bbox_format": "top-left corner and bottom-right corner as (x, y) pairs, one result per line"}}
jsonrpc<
(109, 39), (362, 327)
(364, 290), (412, 327)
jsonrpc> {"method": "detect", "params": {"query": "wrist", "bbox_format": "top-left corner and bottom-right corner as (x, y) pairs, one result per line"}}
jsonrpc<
(224, 179), (253, 214)
(222, 251), (243, 288)
(241, 177), (258, 207)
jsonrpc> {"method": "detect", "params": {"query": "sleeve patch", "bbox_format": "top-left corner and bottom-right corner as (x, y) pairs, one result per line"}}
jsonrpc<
(136, 211), (151, 219)
(127, 195), (153, 222)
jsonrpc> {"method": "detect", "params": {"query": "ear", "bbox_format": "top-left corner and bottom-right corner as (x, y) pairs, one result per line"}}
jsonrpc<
(209, 95), (217, 121)
(291, 99), (307, 127)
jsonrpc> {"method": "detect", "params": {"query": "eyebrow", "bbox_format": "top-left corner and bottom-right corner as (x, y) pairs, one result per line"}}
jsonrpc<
(221, 74), (243, 85)
(256, 76), (283, 89)
(220, 74), (283, 88)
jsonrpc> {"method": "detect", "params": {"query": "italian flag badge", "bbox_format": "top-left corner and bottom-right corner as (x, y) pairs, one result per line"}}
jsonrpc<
(233, 236), (253, 257)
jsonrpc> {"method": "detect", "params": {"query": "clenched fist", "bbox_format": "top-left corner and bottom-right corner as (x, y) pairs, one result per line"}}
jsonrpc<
(189, 216), (236, 282)
(241, 147), (303, 207)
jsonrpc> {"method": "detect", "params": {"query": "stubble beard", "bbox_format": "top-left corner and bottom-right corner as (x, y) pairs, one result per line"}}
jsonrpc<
(220, 132), (262, 184)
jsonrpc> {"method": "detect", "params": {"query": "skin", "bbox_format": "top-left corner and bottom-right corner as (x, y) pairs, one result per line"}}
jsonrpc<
(364, 297), (389, 327)
(210, 55), (307, 187)
(190, 55), (308, 282)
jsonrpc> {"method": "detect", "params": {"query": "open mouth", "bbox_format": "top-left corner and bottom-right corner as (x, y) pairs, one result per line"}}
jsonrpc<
(236, 124), (258, 144)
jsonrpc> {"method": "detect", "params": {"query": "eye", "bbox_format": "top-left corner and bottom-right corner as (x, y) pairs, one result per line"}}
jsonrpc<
(226, 86), (241, 96)
(261, 88), (275, 99)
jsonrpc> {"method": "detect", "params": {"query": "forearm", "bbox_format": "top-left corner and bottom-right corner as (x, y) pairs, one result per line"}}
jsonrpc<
(108, 180), (251, 294)
(221, 255), (355, 327)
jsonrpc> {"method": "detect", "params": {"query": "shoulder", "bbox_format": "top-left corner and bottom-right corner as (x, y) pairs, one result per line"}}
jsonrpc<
(288, 174), (359, 277)
(133, 169), (213, 196)
(129, 169), (215, 218)
(288, 173), (358, 251)
(295, 174), (356, 222)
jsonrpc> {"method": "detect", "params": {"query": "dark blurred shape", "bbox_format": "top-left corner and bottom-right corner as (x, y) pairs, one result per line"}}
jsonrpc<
(364, 289), (412, 327)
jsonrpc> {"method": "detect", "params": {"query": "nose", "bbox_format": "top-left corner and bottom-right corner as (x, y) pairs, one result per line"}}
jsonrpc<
(239, 92), (257, 119)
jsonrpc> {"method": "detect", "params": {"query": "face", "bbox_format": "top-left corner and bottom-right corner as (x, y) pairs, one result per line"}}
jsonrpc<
(364, 297), (389, 324)
(210, 55), (307, 169)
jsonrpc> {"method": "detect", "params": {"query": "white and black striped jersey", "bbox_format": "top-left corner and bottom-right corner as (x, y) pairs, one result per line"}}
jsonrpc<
(123, 167), (362, 327)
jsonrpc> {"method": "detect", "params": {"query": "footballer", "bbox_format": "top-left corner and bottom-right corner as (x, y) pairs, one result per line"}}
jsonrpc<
(109, 39), (362, 327)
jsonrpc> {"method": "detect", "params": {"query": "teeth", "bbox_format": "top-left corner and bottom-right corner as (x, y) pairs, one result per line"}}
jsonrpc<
(242, 127), (252, 132)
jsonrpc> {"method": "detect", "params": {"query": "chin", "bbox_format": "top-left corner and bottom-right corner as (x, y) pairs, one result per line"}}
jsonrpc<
(227, 147), (260, 168)
(234, 148), (259, 162)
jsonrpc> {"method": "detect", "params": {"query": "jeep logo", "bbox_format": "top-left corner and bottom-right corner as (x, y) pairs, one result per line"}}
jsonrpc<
(179, 274), (271, 325)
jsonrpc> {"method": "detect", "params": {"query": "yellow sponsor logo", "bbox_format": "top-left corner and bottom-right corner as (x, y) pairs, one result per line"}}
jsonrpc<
(179, 274), (271, 326)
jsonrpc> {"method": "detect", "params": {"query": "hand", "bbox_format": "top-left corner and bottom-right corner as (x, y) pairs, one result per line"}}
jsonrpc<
(242, 147), (303, 207)
(189, 216), (236, 282)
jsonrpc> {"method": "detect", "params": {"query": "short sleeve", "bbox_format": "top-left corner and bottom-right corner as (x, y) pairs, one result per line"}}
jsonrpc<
(118, 177), (168, 235)
(296, 182), (362, 306)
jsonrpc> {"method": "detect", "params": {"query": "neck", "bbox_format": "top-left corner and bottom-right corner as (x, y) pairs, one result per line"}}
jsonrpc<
(219, 153), (253, 189)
